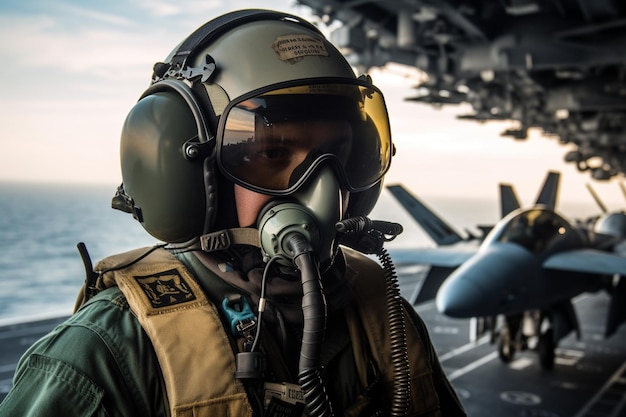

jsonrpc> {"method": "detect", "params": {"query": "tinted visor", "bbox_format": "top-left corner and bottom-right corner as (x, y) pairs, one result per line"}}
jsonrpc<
(216, 79), (392, 195)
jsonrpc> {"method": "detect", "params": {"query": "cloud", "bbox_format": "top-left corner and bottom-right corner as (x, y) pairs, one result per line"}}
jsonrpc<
(52, 3), (136, 26)
(0, 0), (313, 186)
(0, 0), (309, 83)
(132, 0), (224, 18)
(0, 0), (620, 210)
(0, 16), (165, 82)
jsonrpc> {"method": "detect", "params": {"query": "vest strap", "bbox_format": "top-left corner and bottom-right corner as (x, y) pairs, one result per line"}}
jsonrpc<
(90, 247), (253, 417)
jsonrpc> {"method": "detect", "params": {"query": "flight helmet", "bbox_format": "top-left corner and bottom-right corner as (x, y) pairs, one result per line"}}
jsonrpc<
(114, 9), (393, 243)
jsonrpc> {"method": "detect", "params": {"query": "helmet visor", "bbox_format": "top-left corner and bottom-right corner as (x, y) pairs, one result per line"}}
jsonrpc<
(216, 79), (392, 195)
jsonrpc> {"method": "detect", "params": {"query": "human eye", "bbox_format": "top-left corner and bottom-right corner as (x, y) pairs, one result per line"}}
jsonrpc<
(255, 145), (291, 162)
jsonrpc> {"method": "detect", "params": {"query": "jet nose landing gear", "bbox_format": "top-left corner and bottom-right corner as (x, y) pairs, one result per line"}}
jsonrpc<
(495, 311), (558, 370)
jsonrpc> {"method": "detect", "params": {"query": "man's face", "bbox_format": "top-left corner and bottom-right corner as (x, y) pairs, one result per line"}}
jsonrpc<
(227, 118), (352, 192)
(219, 85), (391, 198)
(231, 119), (352, 228)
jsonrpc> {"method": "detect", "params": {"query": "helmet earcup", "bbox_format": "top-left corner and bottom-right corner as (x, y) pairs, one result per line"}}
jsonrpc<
(120, 89), (209, 242)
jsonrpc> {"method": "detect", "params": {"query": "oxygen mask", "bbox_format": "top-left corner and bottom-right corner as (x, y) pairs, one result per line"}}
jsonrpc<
(256, 164), (343, 263)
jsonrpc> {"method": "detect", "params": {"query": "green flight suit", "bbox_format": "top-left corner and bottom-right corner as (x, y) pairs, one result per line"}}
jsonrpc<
(0, 248), (466, 417)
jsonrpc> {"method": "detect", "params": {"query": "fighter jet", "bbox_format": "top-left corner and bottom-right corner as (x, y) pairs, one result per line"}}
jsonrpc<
(387, 173), (626, 369)
(387, 171), (560, 304)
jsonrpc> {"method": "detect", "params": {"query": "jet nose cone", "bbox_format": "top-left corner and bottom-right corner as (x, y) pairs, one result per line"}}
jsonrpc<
(435, 242), (541, 318)
(436, 277), (483, 318)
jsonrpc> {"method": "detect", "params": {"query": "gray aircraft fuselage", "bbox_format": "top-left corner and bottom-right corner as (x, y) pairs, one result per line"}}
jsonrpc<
(437, 207), (609, 318)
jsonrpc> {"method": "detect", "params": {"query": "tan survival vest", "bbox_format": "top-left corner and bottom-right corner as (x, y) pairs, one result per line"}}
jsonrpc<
(75, 246), (440, 417)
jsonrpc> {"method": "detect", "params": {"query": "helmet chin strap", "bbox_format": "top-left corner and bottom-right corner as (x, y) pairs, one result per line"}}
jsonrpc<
(199, 226), (261, 252)
(198, 200), (330, 265)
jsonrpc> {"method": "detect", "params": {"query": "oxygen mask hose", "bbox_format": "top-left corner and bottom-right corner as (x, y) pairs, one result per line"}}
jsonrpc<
(257, 202), (334, 417)
(287, 233), (334, 417)
(336, 216), (410, 417)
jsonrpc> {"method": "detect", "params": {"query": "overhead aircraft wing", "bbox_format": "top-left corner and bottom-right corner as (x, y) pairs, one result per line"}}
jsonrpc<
(386, 184), (464, 246)
(543, 248), (626, 276)
(389, 245), (477, 268)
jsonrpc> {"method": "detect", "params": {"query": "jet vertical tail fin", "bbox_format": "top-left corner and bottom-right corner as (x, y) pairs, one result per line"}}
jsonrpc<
(386, 184), (464, 246)
(500, 184), (521, 217)
(534, 171), (560, 209)
(500, 171), (560, 217)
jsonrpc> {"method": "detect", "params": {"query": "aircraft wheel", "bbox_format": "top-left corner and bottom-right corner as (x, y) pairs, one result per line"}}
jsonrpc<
(538, 329), (555, 371)
(498, 329), (515, 363)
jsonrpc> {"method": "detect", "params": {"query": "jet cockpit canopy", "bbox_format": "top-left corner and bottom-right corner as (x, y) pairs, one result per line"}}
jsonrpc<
(482, 207), (585, 255)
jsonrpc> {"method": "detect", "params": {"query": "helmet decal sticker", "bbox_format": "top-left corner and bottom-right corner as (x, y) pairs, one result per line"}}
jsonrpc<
(272, 35), (329, 63)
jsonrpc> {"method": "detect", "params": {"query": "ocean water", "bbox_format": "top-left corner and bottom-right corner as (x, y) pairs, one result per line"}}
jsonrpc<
(0, 182), (157, 322)
(0, 181), (599, 323)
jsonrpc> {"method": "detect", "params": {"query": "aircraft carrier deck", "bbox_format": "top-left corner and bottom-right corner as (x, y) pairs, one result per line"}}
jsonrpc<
(1, 268), (625, 416)
(400, 267), (626, 417)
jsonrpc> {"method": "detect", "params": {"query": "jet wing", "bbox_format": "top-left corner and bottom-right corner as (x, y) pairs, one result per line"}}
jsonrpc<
(386, 184), (464, 246)
(543, 249), (626, 275)
(389, 246), (477, 268)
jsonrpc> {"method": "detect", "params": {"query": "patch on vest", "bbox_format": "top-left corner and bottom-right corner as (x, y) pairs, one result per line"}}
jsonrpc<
(134, 268), (196, 308)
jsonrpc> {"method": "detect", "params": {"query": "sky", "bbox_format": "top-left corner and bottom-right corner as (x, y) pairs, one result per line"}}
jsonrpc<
(1, 0), (625, 216)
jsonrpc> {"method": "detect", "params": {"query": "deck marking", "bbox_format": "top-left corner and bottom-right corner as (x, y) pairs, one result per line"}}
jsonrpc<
(447, 351), (498, 381)
(414, 300), (436, 313)
(0, 364), (16, 373)
(573, 359), (626, 417)
(509, 357), (534, 370)
(500, 390), (542, 406)
(438, 335), (490, 362)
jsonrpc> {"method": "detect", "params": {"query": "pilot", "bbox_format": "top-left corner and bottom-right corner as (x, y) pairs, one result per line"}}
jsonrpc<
(0, 9), (466, 417)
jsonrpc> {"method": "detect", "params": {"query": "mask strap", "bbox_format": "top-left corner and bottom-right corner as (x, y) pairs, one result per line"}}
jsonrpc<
(200, 228), (261, 252)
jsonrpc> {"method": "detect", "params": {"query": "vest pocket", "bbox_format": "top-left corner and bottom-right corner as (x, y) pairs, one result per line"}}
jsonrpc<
(173, 393), (253, 417)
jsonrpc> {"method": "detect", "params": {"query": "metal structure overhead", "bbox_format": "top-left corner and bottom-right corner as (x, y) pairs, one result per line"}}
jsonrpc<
(297, 0), (626, 180)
